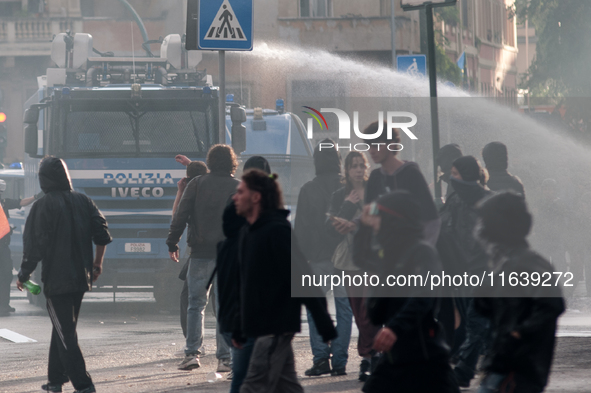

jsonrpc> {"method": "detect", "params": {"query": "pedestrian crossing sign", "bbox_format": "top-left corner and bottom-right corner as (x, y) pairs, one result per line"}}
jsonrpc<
(198, 0), (253, 51)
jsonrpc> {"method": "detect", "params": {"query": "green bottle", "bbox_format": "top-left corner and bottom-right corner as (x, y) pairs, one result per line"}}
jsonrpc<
(23, 280), (41, 295)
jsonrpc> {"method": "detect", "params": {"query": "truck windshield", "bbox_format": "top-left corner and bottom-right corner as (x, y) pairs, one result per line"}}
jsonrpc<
(57, 101), (217, 157)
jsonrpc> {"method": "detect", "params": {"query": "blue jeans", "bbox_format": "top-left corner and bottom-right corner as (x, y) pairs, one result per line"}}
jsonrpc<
(307, 261), (353, 370)
(230, 337), (255, 393)
(185, 258), (230, 361)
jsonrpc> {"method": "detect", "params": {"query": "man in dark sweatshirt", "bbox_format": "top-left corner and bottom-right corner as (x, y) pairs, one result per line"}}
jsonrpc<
(17, 157), (112, 393)
(294, 139), (353, 376)
(233, 169), (336, 393)
(167, 144), (236, 371)
(474, 192), (564, 393)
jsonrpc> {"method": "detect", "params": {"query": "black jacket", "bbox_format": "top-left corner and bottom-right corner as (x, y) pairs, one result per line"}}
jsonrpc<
(216, 201), (246, 334)
(239, 209), (337, 341)
(18, 158), (112, 296)
(294, 173), (342, 263)
(365, 163), (438, 222)
(167, 172), (239, 258)
(474, 245), (565, 391)
(440, 178), (492, 274)
(324, 186), (361, 237)
(366, 240), (450, 365)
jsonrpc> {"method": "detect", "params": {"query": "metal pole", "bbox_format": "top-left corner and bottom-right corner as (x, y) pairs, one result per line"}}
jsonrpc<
(426, 4), (442, 202)
(219, 50), (226, 144)
(525, 17), (530, 108)
(391, 0), (397, 68)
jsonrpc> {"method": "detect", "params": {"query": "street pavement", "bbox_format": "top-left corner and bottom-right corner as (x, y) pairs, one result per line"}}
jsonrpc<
(2, 288), (591, 392)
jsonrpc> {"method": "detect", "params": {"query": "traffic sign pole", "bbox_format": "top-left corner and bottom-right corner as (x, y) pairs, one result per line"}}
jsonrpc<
(219, 50), (226, 144)
(391, 0), (396, 69)
(401, 0), (456, 205)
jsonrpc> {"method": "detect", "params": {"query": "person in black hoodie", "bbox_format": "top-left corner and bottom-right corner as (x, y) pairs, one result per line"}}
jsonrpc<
(294, 139), (352, 376)
(436, 143), (463, 202)
(216, 155), (270, 393)
(233, 169), (337, 393)
(441, 155), (492, 388)
(355, 190), (458, 393)
(473, 192), (564, 393)
(16, 157), (112, 393)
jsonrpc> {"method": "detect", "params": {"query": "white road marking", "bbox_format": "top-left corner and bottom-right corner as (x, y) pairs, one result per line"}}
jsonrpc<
(0, 329), (37, 343)
(556, 331), (591, 338)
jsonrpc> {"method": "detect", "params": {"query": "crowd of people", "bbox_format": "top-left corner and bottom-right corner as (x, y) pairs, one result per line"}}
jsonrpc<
(11, 120), (569, 392)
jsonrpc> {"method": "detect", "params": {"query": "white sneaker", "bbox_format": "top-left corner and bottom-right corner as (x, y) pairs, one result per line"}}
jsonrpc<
(217, 359), (232, 373)
(178, 356), (201, 370)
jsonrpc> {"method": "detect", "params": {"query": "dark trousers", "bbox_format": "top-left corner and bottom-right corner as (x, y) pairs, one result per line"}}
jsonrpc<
(46, 292), (94, 391)
(363, 357), (459, 393)
(240, 334), (303, 393)
(347, 285), (381, 358)
(0, 244), (12, 311)
(454, 298), (490, 384)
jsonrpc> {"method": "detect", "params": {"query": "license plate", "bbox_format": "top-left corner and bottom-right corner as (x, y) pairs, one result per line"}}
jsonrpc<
(125, 243), (151, 253)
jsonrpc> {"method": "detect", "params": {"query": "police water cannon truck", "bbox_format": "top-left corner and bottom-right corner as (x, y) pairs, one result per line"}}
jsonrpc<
(22, 31), (248, 307)
(22, 32), (314, 308)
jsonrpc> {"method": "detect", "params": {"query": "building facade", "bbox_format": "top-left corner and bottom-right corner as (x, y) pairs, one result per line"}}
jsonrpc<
(441, 0), (518, 104)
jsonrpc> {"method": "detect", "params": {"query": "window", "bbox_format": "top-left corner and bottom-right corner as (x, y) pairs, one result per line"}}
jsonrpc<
(461, 0), (473, 31)
(503, 4), (515, 47)
(492, 1), (503, 44)
(299, 0), (333, 18)
(62, 110), (214, 156)
(479, 0), (492, 42)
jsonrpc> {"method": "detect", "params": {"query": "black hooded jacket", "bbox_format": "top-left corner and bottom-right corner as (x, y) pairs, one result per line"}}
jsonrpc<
(474, 245), (564, 390)
(439, 178), (492, 274)
(239, 209), (337, 341)
(358, 191), (453, 392)
(294, 142), (342, 263)
(18, 158), (112, 296)
(216, 201), (246, 334)
(473, 192), (564, 390)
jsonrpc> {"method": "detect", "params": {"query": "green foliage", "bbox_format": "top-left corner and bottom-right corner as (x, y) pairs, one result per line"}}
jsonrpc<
(435, 41), (462, 85)
(435, 6), (460, 26)
(417, 6), (462, 85)
(514, 0), (591, 97)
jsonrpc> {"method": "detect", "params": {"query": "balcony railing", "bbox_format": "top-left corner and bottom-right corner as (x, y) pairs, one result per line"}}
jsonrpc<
(0, 18), (81, 57)
(0, 18), (77, 42)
